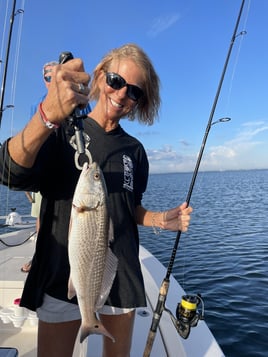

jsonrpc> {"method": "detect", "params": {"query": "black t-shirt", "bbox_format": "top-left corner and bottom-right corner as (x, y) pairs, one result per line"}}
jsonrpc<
(0, 117), (148, 310)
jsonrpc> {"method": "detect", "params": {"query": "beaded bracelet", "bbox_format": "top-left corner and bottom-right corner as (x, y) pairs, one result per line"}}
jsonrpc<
(152, 212), (162, 235)
(38, 102), (60, 130)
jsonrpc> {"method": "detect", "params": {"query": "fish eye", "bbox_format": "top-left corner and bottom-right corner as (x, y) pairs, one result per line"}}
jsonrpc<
(94, 172), (100, 180)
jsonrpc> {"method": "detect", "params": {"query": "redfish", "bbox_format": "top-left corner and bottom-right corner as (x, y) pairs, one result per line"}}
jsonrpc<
(68, 162), (118, 343)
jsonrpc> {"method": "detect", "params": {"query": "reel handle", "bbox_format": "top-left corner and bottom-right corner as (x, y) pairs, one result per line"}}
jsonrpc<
(59, 51), (74, 64)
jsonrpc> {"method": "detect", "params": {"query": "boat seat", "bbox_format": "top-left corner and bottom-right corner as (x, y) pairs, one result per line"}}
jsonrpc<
(0, 348), (18, 357)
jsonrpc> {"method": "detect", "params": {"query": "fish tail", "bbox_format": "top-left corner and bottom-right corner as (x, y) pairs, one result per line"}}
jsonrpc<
(80, 322), (115, 343)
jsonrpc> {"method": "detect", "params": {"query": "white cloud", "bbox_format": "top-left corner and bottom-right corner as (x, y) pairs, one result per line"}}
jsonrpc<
(146, 121), (268, 173)
(147, 13), (181, 37)
(147, 145), (196, 173)
(200, 121), (268, 171)
(234, 121), (268, 142)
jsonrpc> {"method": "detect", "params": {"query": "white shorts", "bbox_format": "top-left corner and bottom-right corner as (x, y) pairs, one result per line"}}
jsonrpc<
(36, 294), (135, 323)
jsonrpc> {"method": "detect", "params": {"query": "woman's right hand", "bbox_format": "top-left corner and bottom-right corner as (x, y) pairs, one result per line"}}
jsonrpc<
(41, 58), (90, 126)
(7, 58), (90, 168)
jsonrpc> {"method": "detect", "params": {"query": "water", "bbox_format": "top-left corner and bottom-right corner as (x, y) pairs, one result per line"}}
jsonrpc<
(0, 188), (31, 217)
(139, 169), (268, 357)
(1, 170), (268, 356)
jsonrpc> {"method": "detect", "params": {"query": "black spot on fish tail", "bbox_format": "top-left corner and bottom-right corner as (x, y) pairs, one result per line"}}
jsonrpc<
(80, 323), (115, 343)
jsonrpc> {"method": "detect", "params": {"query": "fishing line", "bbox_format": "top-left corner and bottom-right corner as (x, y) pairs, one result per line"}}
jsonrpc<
(0, 1), (27, 291)
(0, 1), (10, 75)
(0, 0), (25, 215)
(178, 170), (206, 292)
(0, 0), (24, 128)
(143, 1), (247, 355)
(8, 0), (25, 137)
(224, 0), (250, 115)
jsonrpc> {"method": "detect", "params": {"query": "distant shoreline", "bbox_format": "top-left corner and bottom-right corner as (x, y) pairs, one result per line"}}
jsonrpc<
(149, 168), (268, 175)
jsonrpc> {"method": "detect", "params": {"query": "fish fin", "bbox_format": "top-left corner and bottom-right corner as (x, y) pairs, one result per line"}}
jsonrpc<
(80, 319), (115, 343)
(95, 247), (118, 310)
(67, 276), (76, 300)
(108, 218), (114, 243)
(69, 216), (73, 233)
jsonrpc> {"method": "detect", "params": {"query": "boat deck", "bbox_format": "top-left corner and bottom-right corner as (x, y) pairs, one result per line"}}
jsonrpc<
(0, 231), (224, 356)
(0, 229), (37, 356)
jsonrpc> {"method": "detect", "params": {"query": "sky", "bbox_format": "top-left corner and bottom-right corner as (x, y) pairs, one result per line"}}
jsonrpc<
(0, 0), (267, 174)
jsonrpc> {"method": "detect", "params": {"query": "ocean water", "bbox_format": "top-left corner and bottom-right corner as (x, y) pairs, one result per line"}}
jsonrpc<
(1, 169), (268, 356)
(139, 169), (268, 357)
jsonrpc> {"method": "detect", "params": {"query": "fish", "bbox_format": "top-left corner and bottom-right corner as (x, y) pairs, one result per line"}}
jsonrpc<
(67, 161), (118, 343)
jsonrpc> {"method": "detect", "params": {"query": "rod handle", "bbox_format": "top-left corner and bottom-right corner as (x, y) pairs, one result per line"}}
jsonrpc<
(143, 330), (156, 357)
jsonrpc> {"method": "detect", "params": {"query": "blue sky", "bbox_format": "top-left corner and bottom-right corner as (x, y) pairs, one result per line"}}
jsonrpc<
(0, 0), (267, 173)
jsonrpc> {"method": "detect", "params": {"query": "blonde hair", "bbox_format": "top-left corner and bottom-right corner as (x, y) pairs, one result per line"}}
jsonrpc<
(89, 43), (161, 125)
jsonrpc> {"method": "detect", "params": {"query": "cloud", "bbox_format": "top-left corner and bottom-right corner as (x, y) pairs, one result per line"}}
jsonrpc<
(200, 121), (268, 170)
(146, 121), (268, 173)
(179, 140), (190, 147)
(147, 145), (196, 173)
(147, 13), (181, 37)
(136, 130), (160, 137)
(147, 145), (180, 161)
(219, 121), (268, 149)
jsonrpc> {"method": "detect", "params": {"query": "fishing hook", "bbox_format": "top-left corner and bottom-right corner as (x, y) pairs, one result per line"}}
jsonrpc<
(143, 1), (247, 355)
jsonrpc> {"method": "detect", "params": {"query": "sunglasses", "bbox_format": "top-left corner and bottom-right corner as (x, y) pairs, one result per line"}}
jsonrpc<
(105, 72), (144, 102)
(44, 76), (51, 83)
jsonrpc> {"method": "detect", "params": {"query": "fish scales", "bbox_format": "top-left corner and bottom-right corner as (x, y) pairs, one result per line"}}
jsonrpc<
(68, 162), (118, 343)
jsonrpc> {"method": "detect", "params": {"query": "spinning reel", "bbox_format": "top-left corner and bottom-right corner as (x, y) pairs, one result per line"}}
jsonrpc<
(165, 293), (204, 339)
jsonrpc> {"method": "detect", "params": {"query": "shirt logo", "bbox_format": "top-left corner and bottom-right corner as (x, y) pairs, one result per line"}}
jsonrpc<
(123, 155), (133, 191)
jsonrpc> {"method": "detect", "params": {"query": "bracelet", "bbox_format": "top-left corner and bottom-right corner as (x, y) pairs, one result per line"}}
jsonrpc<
(38, 102), (60, 129)
(152, 212), (162, 235)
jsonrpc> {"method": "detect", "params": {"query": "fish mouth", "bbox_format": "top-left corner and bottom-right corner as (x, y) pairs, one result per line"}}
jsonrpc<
(82, 161), (97, 171)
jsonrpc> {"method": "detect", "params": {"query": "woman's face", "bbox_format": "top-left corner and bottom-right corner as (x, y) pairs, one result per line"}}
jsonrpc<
(98, 59), (144, 121)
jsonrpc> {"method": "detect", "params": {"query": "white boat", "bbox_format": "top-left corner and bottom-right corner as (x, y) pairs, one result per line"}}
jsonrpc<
(0, 213), (36, 230)
(0, 217), (225, 357)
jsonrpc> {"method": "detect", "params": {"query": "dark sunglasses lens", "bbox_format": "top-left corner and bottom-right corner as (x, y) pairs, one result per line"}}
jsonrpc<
(106, 73), (125, 89)
(127, 86), (144, 101)
(44, 76), (51, 83)
(106, 72), (144, 101)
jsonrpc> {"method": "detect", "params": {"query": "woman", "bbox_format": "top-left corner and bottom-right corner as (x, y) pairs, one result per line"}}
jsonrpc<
(0, 43), (192, 357)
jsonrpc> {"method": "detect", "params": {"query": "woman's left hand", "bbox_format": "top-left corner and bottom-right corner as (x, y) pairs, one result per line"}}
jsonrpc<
(162, 202), (193, 232)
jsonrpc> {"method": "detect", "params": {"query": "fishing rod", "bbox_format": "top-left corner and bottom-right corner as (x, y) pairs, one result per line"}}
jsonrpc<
(0, 0), (24, 128)
(143, 1), (247, 355)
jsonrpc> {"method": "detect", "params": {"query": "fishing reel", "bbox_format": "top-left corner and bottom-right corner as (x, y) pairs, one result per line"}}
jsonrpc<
(165, 293), (204, 339)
